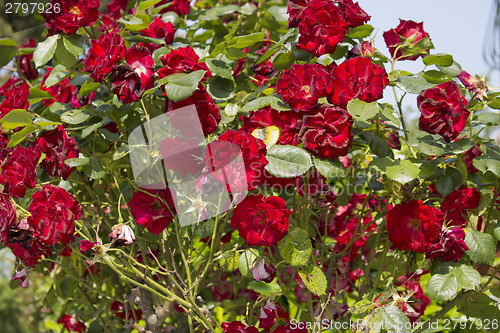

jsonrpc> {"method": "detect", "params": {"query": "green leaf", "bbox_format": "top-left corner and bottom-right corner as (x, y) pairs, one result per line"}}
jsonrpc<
(29, 86), (52, 100)
(265, 145), (312, 178)
(240, 95), (283, 113)
(228, 32), (266, 49)
(373, 305), (411, 333)
(477, 112), (500, 125)
(395, 76), (431, 94)
(206, 58), (233, 80)
(207, 77), (235, 100)
(138, 0), (163, 12)
(163, 70), (206, 102)
(437, 61), (462, 77)
(55, 38), (77, 68)
(83, 157), (106, 179)
(464, 228), (496, 265)
(453, 264), (481, 291)
(434, 167), (463, 196)
(346, 24), (374, 39)
(360, 132), (394, 158)
(379, 104), (400, 126)
(0, 109), (32, 130)
(0, 38), (17, 68)
(218, 251), (240, 272)
(386, 159), (420, 184)
(473, 155), (500, 177)
(346, 99), (381, 121)
(79, 78), (100, 97)
(113, 144), (129, 160)
(426, 273), (459, 302)
(34, 118), (61, 128)
(7, 125), (37, 148)
(34, 35), (59, 68)
(43, 64), (69, 88)
(298, 266), (327, 296)
(267, 5), (288, 22)
(494, 221), (500, 241)
(81, 121), (103, 138)
(239, 249), (259, 276)
(350, 299), (373, 315)
(256, 29), (296, 65)
(313, 157), (345, 179)
(63, 35), (85, 58)
(60, 110), (89, 125)
(273, 51), (295, 72)
(423, 53), (453, 66)
(422, 70), (451, 83)
(64, 157), (90, 167)
(277, 228), (312, 266)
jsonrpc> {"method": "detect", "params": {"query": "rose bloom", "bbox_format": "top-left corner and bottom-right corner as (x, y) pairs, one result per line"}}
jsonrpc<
(299, 104), (353, 159)
(83, 29), (126, 83)
(154, 0), (190, 15)
(0, 193), (17, 242)
(166, 87), (221, 136)
(109, 224), (136, 246)
(0, 145), (41, 198)
(426, 227), (469, 262)
(41, 68), (95, 107)
(57, 314), (86, 333)
(463, 145), (482, 174)
(42, 0), (100, 36)
(230, 194), (290, 247)
(140, 17), (176, 52)
(28, 184), (83, 246)
(386, 200), (443, 253)
(0, 82), (30, 118)
(338, 0), (370, 28)
(286, 0), (309, 28)
(158, 46), (211, 80)
(252, 258), (276, 283)
(277, 64), (332, 112)
(160, 137), (203, 177)
(417, 81), (470, 142)
(221, 321), (259, 333)
(37, 125), (80, 180)
(327, 57), (389, 108)
(383, 19), (432, 61)
(0, 76), (22, 96)
(440, 186), (480, 226)
(296, 0), (348, 57)
(128, 188), (176, 235)
(208, 129), (268, 191)
(18, 39), (38, 80)
(457, 70), (489, 101)
(259, 300), (290, 332)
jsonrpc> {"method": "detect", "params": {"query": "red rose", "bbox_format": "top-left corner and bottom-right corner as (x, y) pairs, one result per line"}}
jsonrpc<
(128, 188), (176, 235)
(386, 200), (443, 253)
(125, 44), (156, 92)
(0, 193), (17, 242)
(383, 19), (432, 61)
(83, 30), (126, 83)
(140, 17), (176, 51)
(252, 258), (276, 283)
(457, 70), (489, 101)
(41, 68), (74, 105)
(271, 324), (308, 333)
(159, 137), (203, 177)
(42, 0), (100, 36)
(111, 300), (142, 321)
(286, 0), (309, 28)
(327, 57), (389, 108)
(440, 186), (480, 226)
(57, 314), (86, 333)
(299, 104), (353, 159)
(18, 39), (38, 80)
(0, 145), (41, 198)
(7, 235), (52, 268)
(210, 129), (268, 191)
(259, 300), (290, 332)
(417, 81), (470, 142)
(338, 0), (370, 28)
(426, 227), (469, 262)
(158, 46), (211, 80)
(0, 82), (30, 118)
(230, 194), (290, 247)
(241, 107), (304, 146)
(28, 184), (83, 246)
(154, 0), (190, 15)
(37, 125), (80, 180)
(166, 87), (221, 136)
(109, 65), (144, 104)
(463, 145), (482, 174)
(0, 134), (12, 164)
(0, 77), (22, 96)
(277, 64), (332, 112)
(296, 0), (348, 57)
(221, 321), (259, 333)
(79, 240), (99, 253)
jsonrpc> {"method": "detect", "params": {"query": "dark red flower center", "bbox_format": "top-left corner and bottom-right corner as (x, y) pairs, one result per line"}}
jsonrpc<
(408, 218), (422, 230)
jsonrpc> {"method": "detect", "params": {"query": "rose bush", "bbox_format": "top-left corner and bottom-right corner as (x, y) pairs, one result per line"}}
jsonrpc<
(0, 0), (499, 332)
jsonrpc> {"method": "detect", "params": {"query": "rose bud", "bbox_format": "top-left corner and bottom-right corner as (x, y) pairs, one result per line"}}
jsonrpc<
(13, 268), (29, 288)
(109, 224), (136, 246)
(383, 19), (433, 61)
(351, 41), (375, 57)
(252, 258), (276, 283)
(457, 71), (489, 101)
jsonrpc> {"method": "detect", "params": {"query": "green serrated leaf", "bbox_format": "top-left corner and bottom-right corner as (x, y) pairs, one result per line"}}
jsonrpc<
(298, 266), (327, 296)
(206, 58), (233, 80)
(437, 61), (462, 77)
(278, 228), (312, 266)
(163, 70), (206, 102)
(346, 99), (381, 121)
(44, 64), (69, 88)
(361, 132), (394, 158)
(464, 228), (496, 265)
(265, 145), (312, 178)
(113, 144), (129, 160)
(373, 305), (411, 333)
(63, 35), (85, 58)
(0, 38), (18, 68)
(427, 273), (459, 302)
(423, 54), (453, 66)
(0, 109), (32, 130)
(138, 0), (163, 12)
(64, 157), (89, 167)
(273, 51), (295, 72)
(346, 24), (374, 39)
(350, 299), (373, 315)
(207, 77), (235, 100)
(239, 249), (259, 276)
(60, 110), (90, 125)
(34, 35), (59, 68)
(313, 157), (345, 179)
(453, 264), (481, 290)
(494, 221), (500, 241)
(219, 251), (240, 272)
(7, 125), (37, 148)
(240, 95), (283, 113)
(395, 76), (432, 94)
(79, 78), (100, 97)
(434, 167), (463, 196)
(386, 159), (420, 184)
